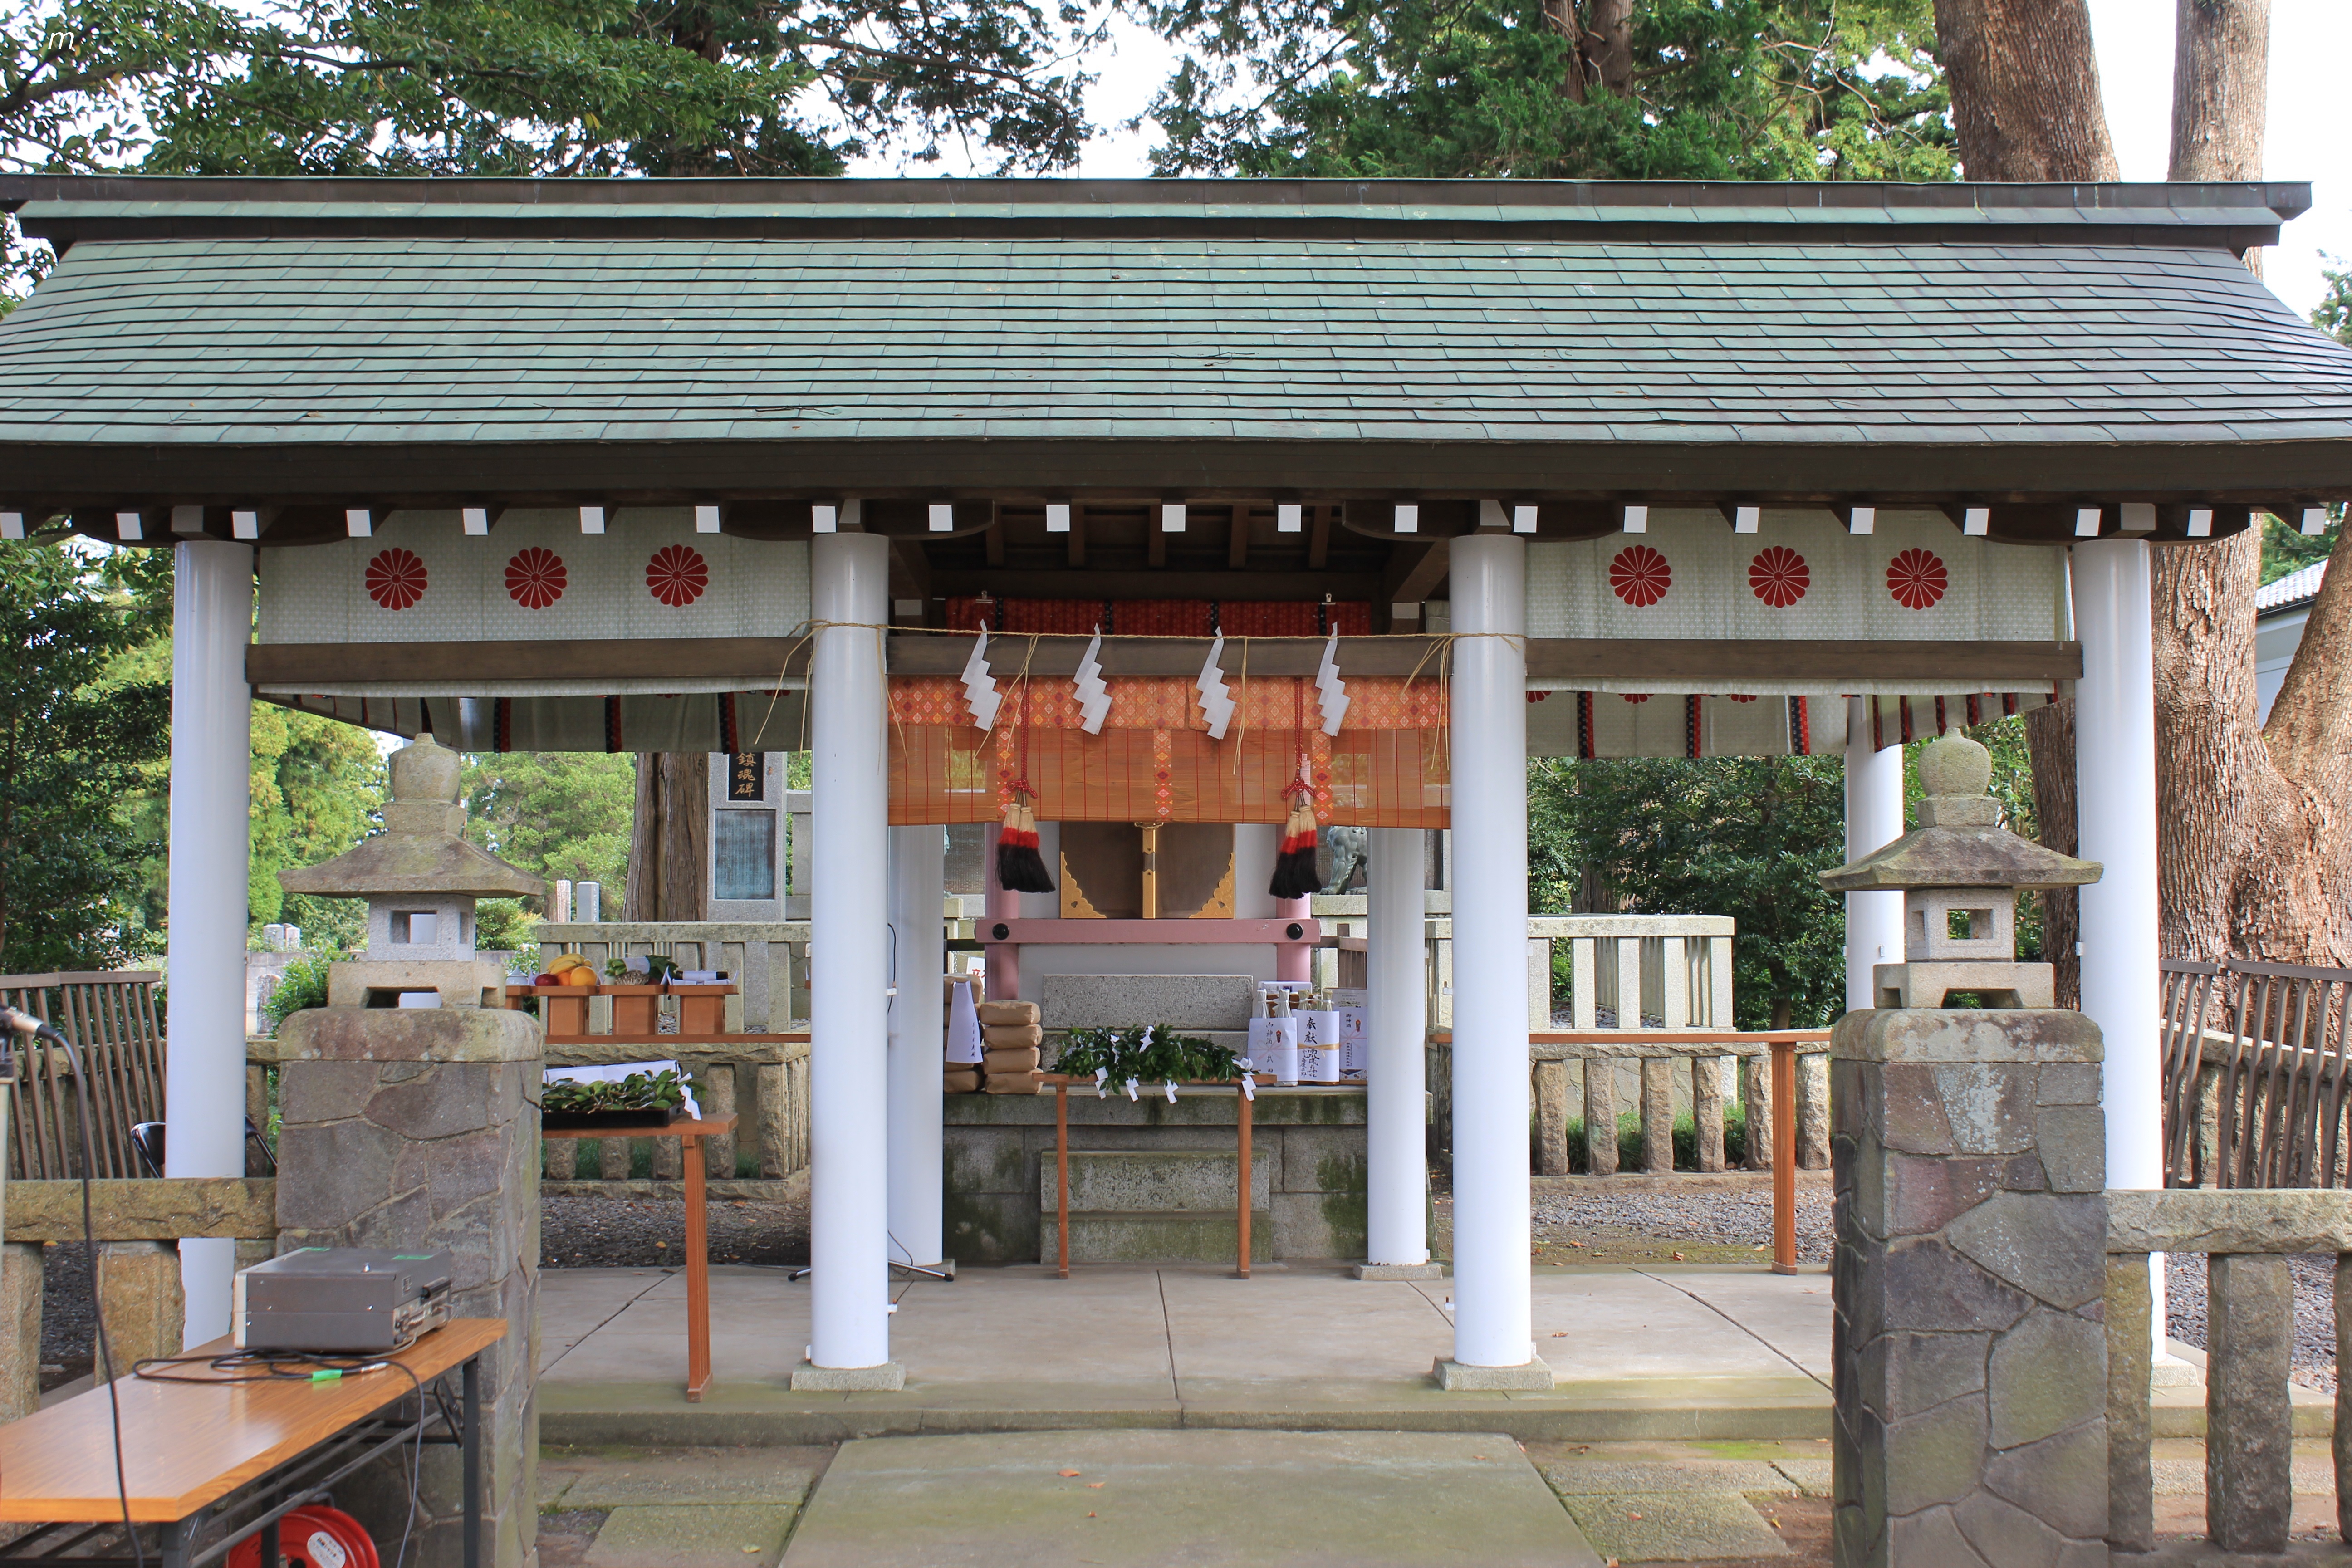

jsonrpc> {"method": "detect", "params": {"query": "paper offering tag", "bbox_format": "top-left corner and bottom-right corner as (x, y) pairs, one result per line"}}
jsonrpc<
(946, 979), (985, 1065)
(1124, 1077), (1141, 1102)
(1163, 1080), (1179, 1103)
(1094, 1066), (1110, 1099)
(1248, 1015), (1299, 1086)
(1234, 1059), (1257, 1102)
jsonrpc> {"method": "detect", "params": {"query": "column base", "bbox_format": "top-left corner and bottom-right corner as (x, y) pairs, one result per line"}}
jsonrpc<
(1432, 1356), (1554, 1391)
(792, 1359), (907, 1392)
(1353, 1262), (1448, 1281)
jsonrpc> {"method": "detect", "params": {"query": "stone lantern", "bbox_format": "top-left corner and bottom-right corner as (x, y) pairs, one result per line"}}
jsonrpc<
(278, 734), (544, 1008)
(1820, 731), (2100, 1010)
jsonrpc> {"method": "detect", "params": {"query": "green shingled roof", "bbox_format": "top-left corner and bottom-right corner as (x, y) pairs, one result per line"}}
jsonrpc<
(1, 176), (2347, 503)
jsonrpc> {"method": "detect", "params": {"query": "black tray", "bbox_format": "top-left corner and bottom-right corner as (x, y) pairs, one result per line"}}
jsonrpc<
(543, 1107), (677, 1130)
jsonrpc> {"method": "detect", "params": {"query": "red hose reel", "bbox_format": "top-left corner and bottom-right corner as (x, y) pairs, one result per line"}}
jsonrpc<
(227, 1505), (380, 1568)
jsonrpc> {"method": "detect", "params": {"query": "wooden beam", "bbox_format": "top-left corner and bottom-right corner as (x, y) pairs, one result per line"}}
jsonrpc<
(1227, 505), (1250, 569)
(249, 637), (812, 686)
(1147, 517), (1167, 568)
(891, 634), (1447, 678)
(1308, 504), (1333, 569)
(1525, 639), (2082, 683)
(1068, 505), (1088, 568)
(1380, 539), (1451, 607)
(888, 536), (930, 608)
(5, 1177), (275, 1243)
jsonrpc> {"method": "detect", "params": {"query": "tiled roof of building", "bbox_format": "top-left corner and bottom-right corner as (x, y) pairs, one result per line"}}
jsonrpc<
(2257, 559), (2329, 616)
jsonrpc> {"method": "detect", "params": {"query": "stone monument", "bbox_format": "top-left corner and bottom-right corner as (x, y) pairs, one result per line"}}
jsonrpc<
(274, 735), (546, 1567)
(1818, 732), (2109, 1567)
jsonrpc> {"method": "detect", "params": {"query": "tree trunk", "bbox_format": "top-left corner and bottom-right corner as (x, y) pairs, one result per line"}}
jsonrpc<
(1587, 0), (1634, 97)
(624, 753), (710, 921)
(1540, 0), (1588, 103)
(2148, 0), (2350, 968)
(2023, 700), (2081, 1007)
(1931, 0), (2120, 180)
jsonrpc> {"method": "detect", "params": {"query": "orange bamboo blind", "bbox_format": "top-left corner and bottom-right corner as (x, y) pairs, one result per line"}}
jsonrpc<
(887, 675), (1450, 827)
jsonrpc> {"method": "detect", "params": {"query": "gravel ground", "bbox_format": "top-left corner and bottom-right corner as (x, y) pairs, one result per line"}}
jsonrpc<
(1532, 1186), (1836, 1266)
(2166, 1252), (2339, 1393)
(540, 1190), (810, 1270)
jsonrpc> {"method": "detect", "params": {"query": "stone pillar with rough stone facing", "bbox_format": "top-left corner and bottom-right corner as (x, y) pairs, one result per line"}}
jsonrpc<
(276, 1004), (542, 1568)
(1818, 731), (2109, 1567)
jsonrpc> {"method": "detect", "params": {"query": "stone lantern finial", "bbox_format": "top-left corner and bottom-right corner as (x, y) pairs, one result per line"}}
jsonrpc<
(1819, 731), (2101, 1009)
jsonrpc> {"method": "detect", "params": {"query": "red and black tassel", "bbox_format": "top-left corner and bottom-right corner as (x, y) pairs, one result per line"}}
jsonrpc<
(1268, 764), (1322, 900)
(996, 789), (1055, 893)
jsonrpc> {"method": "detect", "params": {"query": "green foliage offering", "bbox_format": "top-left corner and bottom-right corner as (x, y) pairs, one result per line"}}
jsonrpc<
(262, 948), (344, 1034)
(1055, 1024), (1243, 1084)
(1530, 754), (1846, 1029)
(461, 753), (633, 901)
(1137, 0), (1953, 181)
(543, 1067), (687, 1115)
(604, 953), (682, 983)
(0, 543), (171, 971)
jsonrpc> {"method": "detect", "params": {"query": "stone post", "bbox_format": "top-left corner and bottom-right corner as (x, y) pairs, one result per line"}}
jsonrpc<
(1831, 1008), (2109, 1566)
(0, 1242), (42, 1421)
(1583, 1062), (1619, 1176)
(2205, 1253), (2292, 1553)
(1740, 1055), (1772, 1171)
(1532, 1061), (1570, 1177)
(1692, 1057), (1725, 1174)
(277, 1005), (541, 1568)
(93, 1240), (185, 1370)
(1639, 1058), (1675, 1174)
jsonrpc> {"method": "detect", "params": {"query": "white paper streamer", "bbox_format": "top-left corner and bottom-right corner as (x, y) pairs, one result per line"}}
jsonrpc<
(946, 980), (984, 1065)
(1094, 1066), (1111, 1099)
(1073, 628), (1111, 735)
(1314, 631), (1350, 736)
(1195, 633), (1235, 739)
(1235, 1058), (1257, 1102)
(960, 628), (1003, 731)
(1163, 1080), (1179, 1103)
(1123, 1076), (1141, 1102)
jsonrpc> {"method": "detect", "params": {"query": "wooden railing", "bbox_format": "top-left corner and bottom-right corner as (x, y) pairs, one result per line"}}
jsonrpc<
(2161, 957), (2352, 1188)
(0, 972), (166, 1181)
(2106, 1189), (2352, 1554)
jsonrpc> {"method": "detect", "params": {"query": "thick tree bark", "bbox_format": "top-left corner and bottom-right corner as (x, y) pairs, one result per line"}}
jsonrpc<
(623, 752), (710, 921)
(2148, 0), (2351, 968)
(1587, 0), (1634, 97)
(1931, 0), (2120, 180)
(2023, 701), (2081, 1007)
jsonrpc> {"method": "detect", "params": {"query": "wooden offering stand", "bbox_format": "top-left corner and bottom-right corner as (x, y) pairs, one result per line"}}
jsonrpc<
(1039, 1073), (1272, 1283)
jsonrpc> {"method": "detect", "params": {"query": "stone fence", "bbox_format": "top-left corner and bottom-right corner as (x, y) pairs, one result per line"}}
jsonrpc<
(0, 1175), (276, 1419)
(2104, 1188), (2352, 1556)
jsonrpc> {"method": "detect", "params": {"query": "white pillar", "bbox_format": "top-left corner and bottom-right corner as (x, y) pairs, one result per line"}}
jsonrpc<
(887, 824), (946, 1269)
(2073, 539), (2160, 1193)
(1445, 535), (1534, 1370)
(166, 540), (254, 1346)
(1366, 827), (1429, 1267)
(805, 532), (897, 1376)
(1232, 824), (1277, 920)
(1843, 697), (1906, 1014)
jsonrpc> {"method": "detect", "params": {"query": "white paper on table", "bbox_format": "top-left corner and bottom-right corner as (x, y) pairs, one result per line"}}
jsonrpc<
(946, 979), (984, 1064)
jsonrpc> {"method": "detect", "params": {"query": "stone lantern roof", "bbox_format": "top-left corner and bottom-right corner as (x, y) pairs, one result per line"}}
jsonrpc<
(1818, 734), (2101, 894)
(279, 735), (544, 900)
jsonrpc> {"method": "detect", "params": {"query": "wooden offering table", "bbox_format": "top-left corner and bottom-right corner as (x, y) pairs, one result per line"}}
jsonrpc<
(0, 1318), (504, 1568)
(541, 1115), (736, 1401)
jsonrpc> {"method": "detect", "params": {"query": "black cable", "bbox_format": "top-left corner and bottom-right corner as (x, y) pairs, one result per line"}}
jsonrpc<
(5, 1008), (146, 1568)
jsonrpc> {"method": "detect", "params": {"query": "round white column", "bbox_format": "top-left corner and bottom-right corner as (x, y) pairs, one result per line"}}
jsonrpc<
(2073, 539), (2160, 1192)
(1232, 824), (1277, 921)
(887, 824), (946, 1269)
(167, 540), (253, 1345)
(1843, 697), (1907, 1014)
(808, 532), (895, 1371)
(1446, 535), (1533, 1368)
(1366, 827), (1429, 1267)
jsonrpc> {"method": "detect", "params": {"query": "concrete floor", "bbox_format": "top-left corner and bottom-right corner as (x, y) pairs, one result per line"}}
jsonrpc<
(536, 1261), (1836, 1445)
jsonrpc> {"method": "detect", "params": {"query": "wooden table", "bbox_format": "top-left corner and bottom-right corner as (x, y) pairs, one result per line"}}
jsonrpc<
(542, 1114), (735, 1401)
(0, 1318), (504, 1567)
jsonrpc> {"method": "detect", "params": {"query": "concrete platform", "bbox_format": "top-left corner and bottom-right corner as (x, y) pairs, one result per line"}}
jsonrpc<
(537, 1261), (1837, 1445)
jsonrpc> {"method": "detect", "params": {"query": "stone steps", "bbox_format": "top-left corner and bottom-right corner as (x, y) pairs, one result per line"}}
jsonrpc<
(1040, 1150), (1274, 1264)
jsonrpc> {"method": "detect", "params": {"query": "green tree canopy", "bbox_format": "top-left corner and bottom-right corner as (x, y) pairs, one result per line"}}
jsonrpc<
(1136, 0), (1953, 179)
(461, 752), (634, 894)
(0, 543), (169, 971)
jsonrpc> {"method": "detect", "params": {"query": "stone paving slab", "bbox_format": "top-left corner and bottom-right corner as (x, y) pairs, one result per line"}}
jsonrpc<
(1539, 1459), (1795, 1494)
(1558, 1492), (1790, 1563)
(778, 1430), (1606, 1567)
(541, 1446), (833, 1507)
(585, 1504), (798, 1568)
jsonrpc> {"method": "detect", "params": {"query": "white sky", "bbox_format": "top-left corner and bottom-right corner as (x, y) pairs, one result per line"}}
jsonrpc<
(862, 0), (2348, 322)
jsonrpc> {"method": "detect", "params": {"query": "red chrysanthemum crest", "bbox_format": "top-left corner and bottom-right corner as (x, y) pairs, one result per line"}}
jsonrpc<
(1727, 694), (1759, 703)
(1886, 548), (1950, 611)
(1747, 546), (1810, 608)
(646, 544), (709, 608)
(1622, 693), (1650, 704)
(505, 547), (567, 609)
(363, 548), (427, 611)
(1608, 545), (1671, 608)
